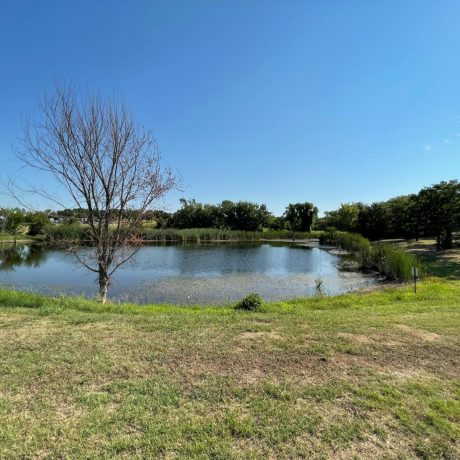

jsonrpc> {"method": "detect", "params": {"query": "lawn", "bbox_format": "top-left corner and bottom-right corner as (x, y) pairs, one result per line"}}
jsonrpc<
(395, 238), (460, 280)
(0, 280), (458, 459)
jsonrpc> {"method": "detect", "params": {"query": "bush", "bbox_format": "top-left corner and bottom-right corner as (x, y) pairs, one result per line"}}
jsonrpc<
(28, 213), (49, 236)
(235, 293), (263, 311)
(321, 230), (424, 282)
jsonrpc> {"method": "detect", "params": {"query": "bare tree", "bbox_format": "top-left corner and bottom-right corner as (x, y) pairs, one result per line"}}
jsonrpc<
(18, 83), (176, 302)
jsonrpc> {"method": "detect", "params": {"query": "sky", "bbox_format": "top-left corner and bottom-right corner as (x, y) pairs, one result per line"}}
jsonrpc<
(1, 0), (460, 216)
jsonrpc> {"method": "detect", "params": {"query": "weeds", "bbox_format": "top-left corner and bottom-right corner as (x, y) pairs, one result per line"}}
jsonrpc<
(235, 293), (263, 311)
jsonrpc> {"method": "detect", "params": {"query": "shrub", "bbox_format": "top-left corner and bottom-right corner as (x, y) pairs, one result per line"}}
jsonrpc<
(28, 213), (49, 236)
(235, 293), (263, 311)
(321, 230), (424, 282)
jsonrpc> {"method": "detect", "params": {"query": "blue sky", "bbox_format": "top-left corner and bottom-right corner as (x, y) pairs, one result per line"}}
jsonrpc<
(1, 0), (460, 215)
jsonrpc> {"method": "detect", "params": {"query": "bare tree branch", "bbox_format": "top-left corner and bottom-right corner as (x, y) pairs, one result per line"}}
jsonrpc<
(17, 82), (177, 302)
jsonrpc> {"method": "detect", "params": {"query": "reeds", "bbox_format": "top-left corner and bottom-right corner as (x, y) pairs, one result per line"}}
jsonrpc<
(372, 243), (423, 282)
(44, 225), (320, 245)
(320, 230), (423, 282)
(136, 228), (319, 243)
(44, 224), (89, 244)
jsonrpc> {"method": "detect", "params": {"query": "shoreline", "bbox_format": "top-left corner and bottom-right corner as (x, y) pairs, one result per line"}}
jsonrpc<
(0, 277), (407, 308)
(0, 237), (407, 299)
(0, 238), (45, 245)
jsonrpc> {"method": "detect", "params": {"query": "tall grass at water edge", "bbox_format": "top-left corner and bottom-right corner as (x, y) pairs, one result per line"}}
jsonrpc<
(43, 225), (320, 244)
(320, 230), (423, 282)
(138, 228), (320, 243)
(44, 224), (89, 244)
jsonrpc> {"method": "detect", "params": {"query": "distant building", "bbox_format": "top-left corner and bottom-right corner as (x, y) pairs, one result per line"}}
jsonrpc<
(47, 215), (63, 224)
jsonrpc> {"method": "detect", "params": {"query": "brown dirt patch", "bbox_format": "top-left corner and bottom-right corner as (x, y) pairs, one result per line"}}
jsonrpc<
(238, 331), (283, 341)
(396, 325), (441, 342)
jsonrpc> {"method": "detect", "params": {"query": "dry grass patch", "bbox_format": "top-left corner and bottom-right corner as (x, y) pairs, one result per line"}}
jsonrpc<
(396, 324), (441, 342)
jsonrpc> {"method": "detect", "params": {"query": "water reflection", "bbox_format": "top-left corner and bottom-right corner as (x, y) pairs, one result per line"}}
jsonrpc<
(0, 243), (376, 304)
(0, 244), (48, 271)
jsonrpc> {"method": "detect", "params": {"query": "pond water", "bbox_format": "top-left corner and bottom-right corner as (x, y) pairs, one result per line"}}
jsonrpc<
(0, 243), (376, 304)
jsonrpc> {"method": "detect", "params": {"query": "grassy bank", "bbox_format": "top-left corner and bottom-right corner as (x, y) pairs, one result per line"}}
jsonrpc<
(0, 232), (45, 244)
(0, 280), (458, 458)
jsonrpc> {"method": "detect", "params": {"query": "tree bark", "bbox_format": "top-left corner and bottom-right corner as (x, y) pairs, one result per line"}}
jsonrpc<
(98, 267), (109, 304)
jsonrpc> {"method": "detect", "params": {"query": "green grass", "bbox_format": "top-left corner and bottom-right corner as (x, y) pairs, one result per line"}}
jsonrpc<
(0, 232), (45, 243)
(0, 279), (459, 458)
(391, 239), (460, 280)
(420, 252), (460, 279)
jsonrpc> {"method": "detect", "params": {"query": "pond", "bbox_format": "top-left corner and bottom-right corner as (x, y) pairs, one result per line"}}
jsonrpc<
(0, 243), (376, 304)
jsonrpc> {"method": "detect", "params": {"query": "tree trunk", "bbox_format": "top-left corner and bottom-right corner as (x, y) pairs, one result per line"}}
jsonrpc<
(443, 229), (453, 249)
(436, 233), (441, 251)
(98, 266), (109, 303)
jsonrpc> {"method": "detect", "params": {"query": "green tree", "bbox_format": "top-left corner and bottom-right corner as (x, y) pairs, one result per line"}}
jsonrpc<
(356, 202), (390, 240)
(170, 199), (271, 231)
(284, 202), (318, 238)
(385, 195), (420, 239)
(267, 215), (287, 230)
(417, 180), (460, 249)
(28, 212), (49, 236)
(171, 199), (220, 228)
(324, 202), (362, 232)
(229, 201), (271, 231)
(5, 208), (25, 244)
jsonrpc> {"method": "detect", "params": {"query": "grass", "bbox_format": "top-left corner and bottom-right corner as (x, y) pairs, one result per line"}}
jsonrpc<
(0, 279), (459, 458)
(395, 239), (460, 280)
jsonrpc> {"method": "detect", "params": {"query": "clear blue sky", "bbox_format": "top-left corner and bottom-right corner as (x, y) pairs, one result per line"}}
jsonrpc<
(1, 0), (460, 215)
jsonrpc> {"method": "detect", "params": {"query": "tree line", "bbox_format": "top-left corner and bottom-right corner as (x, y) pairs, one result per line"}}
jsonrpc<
(0, 200), (319, 236)
(166, 199), (318, 233)
(3, 179), (459, 249)
(316, 180), (460, 249)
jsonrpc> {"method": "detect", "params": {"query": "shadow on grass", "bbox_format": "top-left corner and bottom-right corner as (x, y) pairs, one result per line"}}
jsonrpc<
(421, 254), (460, 280)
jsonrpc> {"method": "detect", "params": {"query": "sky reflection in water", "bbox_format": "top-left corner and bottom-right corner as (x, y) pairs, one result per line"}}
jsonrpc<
(0, 243), (375, 304)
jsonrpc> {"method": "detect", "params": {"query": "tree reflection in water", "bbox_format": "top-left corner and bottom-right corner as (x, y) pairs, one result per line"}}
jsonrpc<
(0, 245), (48, 271)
